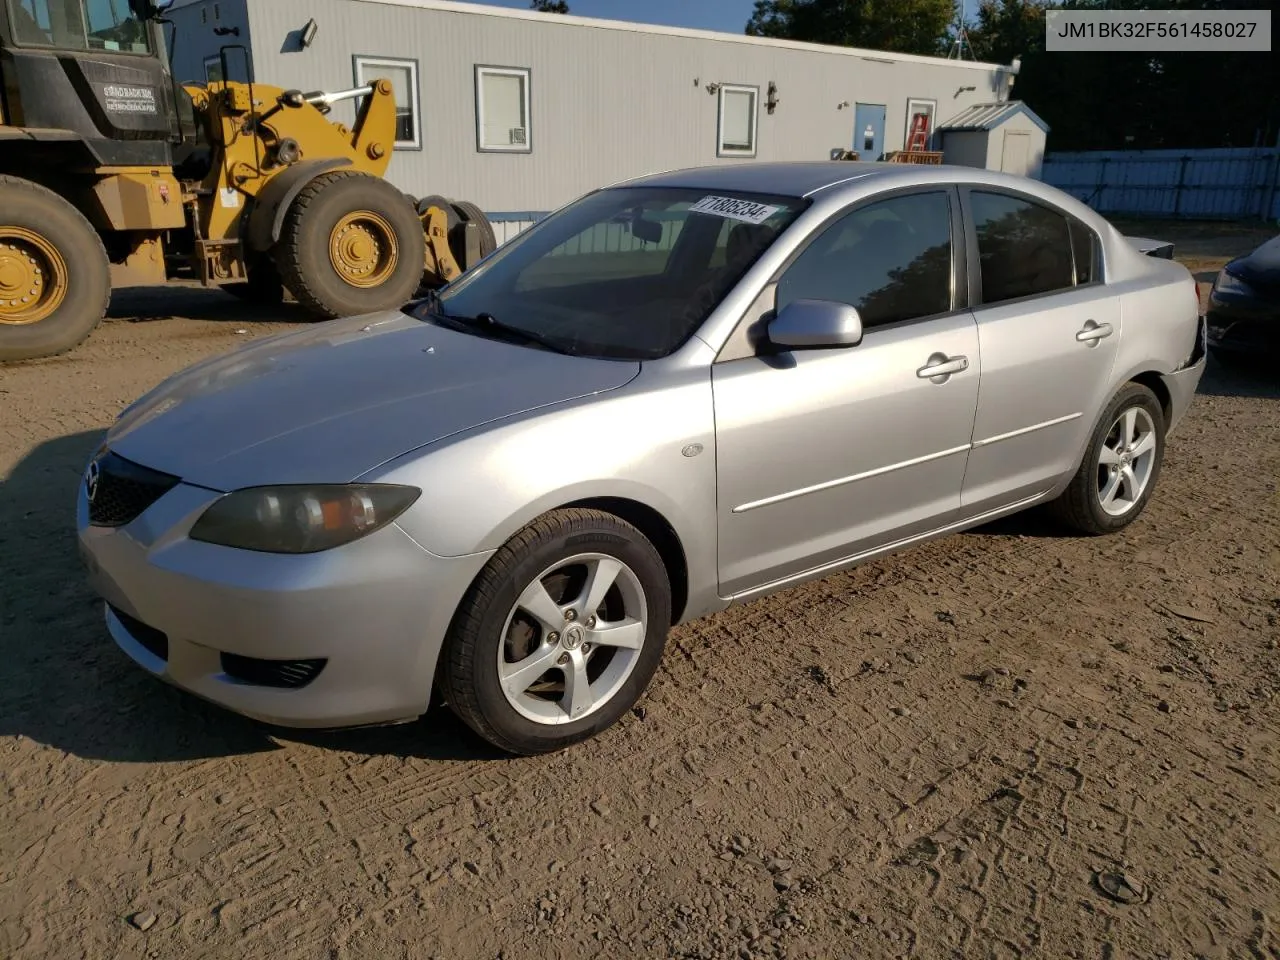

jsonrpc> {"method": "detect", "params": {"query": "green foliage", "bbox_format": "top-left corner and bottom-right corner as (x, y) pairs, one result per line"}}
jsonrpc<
(745, 0), (957, 56)
(964, 0), (1279, 150)
(530, 0), (570, 12)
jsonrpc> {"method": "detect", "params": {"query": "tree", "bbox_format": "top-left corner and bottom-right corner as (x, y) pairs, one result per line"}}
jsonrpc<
(745, 0), (955, 56)
(962, 0), (1280, 151)
(530, 0), (570, 12)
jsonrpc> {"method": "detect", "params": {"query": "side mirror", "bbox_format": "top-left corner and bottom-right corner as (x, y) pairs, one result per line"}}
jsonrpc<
(767, 299), (863, 349)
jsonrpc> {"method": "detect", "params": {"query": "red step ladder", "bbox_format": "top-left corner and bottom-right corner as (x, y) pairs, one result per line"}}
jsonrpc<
(906, 112), (930, 152)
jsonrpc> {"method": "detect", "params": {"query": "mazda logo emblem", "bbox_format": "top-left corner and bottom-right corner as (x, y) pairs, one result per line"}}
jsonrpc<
(85, 459), (101, 503)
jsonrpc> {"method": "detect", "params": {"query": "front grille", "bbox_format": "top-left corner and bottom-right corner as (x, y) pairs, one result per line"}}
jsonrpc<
(109, 605), (169, 661)
(220, 653), (327, 689)
(88, 451), (181, 527)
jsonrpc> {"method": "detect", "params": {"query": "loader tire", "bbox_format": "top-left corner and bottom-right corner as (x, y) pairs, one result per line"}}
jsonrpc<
(450, 200), (497, 258)
(276, 170), (426, 319)
(0, 175), (110, 362)
(416, 194), (461, 232)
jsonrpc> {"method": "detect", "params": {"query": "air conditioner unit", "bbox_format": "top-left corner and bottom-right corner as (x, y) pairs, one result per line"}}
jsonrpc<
(510, 127), (527, 145)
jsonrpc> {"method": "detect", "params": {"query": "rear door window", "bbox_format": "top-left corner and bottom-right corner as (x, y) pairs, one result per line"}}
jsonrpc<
(970, 191), (1077, 304)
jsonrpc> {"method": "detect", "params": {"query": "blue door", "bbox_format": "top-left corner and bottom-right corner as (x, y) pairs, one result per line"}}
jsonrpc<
(853, 103), (886, 159)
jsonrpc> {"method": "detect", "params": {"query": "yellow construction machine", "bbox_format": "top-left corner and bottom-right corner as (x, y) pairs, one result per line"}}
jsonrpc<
(0, 0), (495, 362)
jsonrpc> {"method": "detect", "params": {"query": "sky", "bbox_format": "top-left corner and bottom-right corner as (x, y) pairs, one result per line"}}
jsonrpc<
(452, 0), (975, 36)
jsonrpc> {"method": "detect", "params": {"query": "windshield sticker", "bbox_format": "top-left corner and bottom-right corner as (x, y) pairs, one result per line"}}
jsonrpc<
(688, 196), (781, 225)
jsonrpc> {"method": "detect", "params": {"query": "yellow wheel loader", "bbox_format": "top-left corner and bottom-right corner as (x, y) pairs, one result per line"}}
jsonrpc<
(0, 0), (495, 362)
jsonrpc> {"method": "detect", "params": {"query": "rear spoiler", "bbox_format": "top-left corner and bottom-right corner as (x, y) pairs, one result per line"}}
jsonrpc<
(1125, 236), (1175, 259)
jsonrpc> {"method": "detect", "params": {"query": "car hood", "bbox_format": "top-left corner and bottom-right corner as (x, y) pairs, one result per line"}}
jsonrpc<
(1227, 234), (1280, 291)
(105, 311), (641, 491)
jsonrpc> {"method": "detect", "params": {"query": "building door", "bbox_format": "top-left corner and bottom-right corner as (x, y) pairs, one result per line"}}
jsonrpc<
(853, 103), (886, 159)
(1001, 131), (1031, 176)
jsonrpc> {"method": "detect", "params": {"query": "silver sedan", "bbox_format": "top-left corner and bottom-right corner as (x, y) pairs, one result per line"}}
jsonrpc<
(77, 162), (1206, 755)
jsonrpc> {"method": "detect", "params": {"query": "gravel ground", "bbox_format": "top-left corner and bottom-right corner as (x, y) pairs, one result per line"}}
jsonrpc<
(1, 233), (1278, 960)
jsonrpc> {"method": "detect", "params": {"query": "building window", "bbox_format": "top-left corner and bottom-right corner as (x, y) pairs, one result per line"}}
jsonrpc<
(204, 55), (223, 83)
(475, 65), (531, 153)
(717, 84), (758, 158)
(352, 55), (421, 150)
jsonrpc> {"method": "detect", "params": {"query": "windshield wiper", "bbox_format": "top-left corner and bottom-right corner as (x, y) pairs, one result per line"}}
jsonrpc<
(409, 292), (575, 355)
(441, 312), (576, 355)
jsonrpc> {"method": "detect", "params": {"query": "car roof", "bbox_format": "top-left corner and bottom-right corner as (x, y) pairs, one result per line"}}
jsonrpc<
(609, 161), (1053, 201)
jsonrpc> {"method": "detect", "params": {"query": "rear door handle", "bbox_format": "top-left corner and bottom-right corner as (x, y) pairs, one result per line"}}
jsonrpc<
(917, 354), (969, 380)
(1076, 320), (1113, 343)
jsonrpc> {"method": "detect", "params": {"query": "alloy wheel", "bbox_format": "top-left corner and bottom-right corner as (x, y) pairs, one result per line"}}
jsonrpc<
(1096, 406), (1158, 517)
(497, 553), (649, 725)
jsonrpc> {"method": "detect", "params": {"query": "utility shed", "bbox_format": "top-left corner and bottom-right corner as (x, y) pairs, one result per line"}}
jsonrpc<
(938, 101), (1048, 179)
(165, 0), (1018, 235)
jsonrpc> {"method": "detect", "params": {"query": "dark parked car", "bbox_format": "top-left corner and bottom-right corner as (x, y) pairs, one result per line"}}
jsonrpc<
(1207, 234), (1280, 360)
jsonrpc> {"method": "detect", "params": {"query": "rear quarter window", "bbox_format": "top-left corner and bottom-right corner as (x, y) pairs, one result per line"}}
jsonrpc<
(1068, 218), (1101, 285)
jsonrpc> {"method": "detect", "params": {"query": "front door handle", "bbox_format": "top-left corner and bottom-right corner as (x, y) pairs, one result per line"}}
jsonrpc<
(1076, 320), (1114, 344)
(917, 354), (969, 380)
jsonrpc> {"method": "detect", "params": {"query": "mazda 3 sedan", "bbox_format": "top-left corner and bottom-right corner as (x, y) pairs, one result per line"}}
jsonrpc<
(78, 162), (1206, 755)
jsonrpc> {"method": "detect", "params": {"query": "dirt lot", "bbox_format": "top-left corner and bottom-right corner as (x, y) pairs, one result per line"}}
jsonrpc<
(1, 224), (1278, 960)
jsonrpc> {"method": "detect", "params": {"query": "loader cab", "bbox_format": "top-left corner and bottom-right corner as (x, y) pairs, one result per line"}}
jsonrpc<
(0, 0), (181, 165)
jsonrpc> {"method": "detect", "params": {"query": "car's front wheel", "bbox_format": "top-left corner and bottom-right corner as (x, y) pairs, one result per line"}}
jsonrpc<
(441, 508), (671, 755)
(1050, 382), (1166, 535)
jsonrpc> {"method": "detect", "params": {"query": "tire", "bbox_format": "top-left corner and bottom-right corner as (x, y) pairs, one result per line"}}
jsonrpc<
(415, 194), (461, 232)
(222, 254), (285, 306)
(0, 175), (110, 362)
(449, 200), (498, 259)
(441, 508), (672, 756)
(1049, 383), (1166, 535)
(275, 170), (426, 319)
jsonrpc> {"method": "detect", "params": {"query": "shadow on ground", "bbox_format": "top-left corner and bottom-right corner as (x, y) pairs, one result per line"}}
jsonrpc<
(107, 285), (315, 326)
(0, 429), (501, 765)
(1198, 352), (1280, 399)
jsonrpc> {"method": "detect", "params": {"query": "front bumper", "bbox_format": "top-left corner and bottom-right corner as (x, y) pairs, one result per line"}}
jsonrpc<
(77, 475), (491, 729)
(1206, 294), (1280, 356)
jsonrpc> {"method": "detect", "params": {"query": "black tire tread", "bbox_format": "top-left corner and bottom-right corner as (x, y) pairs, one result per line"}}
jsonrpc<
(416, 193), (461, 231)
(274, 169), (424, 319)
(1048, 382), (1165, 535)
(0, 174), (111, 362)
(450, 199), (498, 257)
(442, 507), (668, 756)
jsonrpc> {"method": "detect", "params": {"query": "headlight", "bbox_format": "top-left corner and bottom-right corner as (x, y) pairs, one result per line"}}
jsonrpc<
(1212, 269), (1254, 298)
(189, 484), (421, 554)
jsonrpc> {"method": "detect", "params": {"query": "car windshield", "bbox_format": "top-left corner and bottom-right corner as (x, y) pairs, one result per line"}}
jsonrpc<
(418, 186), (807, 360)
(6, 0), (152, 54)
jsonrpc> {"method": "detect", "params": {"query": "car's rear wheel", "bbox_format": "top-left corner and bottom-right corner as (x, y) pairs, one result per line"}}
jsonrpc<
(441, 508), (671, 755)
(1050, 382), (1165, 535)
